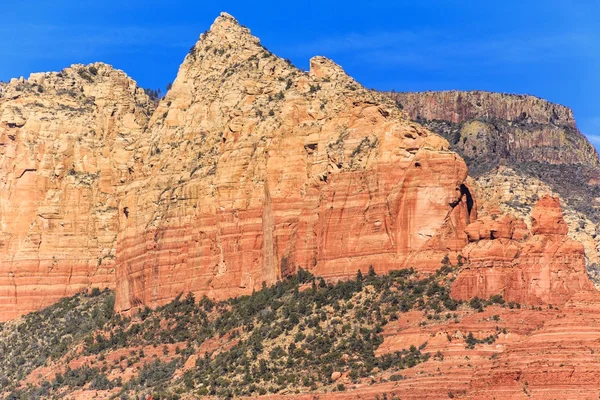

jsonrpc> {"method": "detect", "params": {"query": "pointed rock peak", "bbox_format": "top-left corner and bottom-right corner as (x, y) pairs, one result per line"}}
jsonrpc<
(531, 195), (568, 235)
(186, 12), (264, 65)
(210, 11), (245, 33)
(217, 12), (238, 23)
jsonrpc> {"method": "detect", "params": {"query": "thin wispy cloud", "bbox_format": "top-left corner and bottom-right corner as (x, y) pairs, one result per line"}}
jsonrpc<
(292, 30), (593, 70)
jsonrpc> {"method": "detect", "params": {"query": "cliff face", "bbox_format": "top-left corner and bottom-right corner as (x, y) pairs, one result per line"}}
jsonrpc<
(452, 196), (594, 305)
(392, 90), (577, 128)
(113, 13), (474, 313)
(474, 167), (600, 286)
(389, 90), (600, 286)
(0, 64), (154, 320)
(0, 14), (596, 320)
(389, 90), (600, 170)
(2, 12), (600, 400)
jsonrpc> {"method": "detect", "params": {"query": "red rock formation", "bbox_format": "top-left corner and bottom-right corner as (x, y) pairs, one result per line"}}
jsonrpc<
(452, 195), (594, 305)
(390, 90), (577, 128)
(1, 13), (600, 400)
(0, 64), (154, 321)
(530, 194), (568, 235)
(468, 291), (600, 399)
(387, 91), (600, 177)
(386, 91), (600, 276)
(113, 13), (475, 313)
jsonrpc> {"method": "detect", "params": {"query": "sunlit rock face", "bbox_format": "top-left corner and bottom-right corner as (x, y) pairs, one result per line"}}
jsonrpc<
(388, 90), (600, 287)
(0, 63), (154, 320)
(452, 195), (594, 305)
(113, 13), (474, 313)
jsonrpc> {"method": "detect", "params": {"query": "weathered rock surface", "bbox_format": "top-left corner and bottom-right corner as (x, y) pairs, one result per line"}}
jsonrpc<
(391, 90), (576, 127)
(388, 90), (600, 287)
(0, 64), (154, 320)
(474, 166), (600, 286)
(466, 291), (600, 399)
(114, 13), (475, 313)
(290, 295), (600, 399)
(388, 90), (599, 169)
(1, 13), (600, 400)
(452, 195), (594, 304)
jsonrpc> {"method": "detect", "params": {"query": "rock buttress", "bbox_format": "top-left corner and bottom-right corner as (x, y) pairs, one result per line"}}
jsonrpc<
(0, 64), (153, 320)
(452, 195), (594, 305)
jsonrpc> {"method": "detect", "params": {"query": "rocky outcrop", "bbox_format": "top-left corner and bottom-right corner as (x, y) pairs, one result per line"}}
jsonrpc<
(530, 195), (568, 235)
(468, 291), (600, 399)
(113, 13), (475, 313)
(474, 166), (600, 286)
(388, 90), (600, 286)
(391, 90), (577, 128)
(1, 12), (600, 400)
(452, 195), (594, 304)
(388, 91), (599, 170)
(0, 64), (154, 320)
(0, 12), (596, 327)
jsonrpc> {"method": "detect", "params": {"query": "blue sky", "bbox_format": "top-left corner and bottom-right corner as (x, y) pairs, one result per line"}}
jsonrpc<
(2, 1), (599, 148)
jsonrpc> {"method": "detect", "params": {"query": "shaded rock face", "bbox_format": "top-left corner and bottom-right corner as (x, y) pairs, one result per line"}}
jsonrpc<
(114, 13), (474, 313)
(0, 64), (154, 320)
(389, 90), (599, 170)
(452, 195), (594, 305)
(391, 90), (576, 127)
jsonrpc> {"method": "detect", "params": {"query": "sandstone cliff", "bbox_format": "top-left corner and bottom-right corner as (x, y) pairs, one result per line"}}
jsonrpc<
(0, 64), (154, 320)
(388, 90), (600, 287)
(452, 195), (594, 304)
(114, 13), (475, 313)
(386, 91), (600, 219)
(1, 12), (600, 400)
(392, 90), (577, 128)
(389, 90), (599, 169)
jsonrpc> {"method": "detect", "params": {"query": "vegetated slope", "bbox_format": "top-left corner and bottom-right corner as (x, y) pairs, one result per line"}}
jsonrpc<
(3, 264), (501, 399)
(5, 261), (600, 400)
(387, 90), (600, 284)
(0, 63), (155, 321)
(0, 289), (115, 392)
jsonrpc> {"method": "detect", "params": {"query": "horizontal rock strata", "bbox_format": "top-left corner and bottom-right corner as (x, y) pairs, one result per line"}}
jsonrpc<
(113, 13), (475, 313)
(452, 195), (594, 304)
(0, 64), (154, 320)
